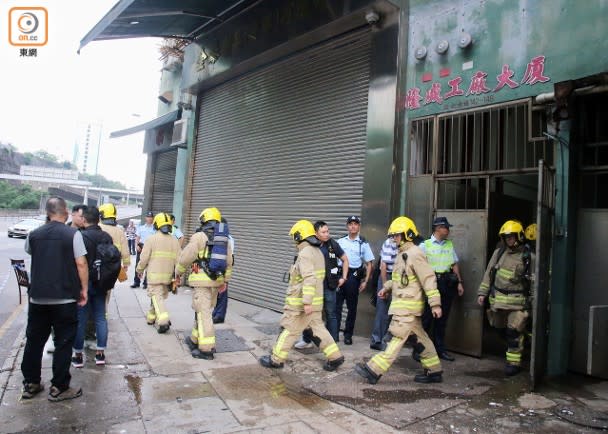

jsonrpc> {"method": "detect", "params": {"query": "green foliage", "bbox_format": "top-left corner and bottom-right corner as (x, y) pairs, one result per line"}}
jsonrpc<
(0, 180), (39, 209)
(33, 150), (58, 163)
(23, 152), (33, 165)
(79, 173), (126, 190)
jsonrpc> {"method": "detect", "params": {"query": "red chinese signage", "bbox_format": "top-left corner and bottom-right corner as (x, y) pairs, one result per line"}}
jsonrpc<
(403, 55), (550, 111)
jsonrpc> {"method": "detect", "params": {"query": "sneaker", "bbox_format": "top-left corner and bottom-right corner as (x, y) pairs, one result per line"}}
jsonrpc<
(21, 382), (44, 400)
(95, 352), (106, 365)
(71, 353), (84, 368)
(294, 339), (314, 350)
(48, 385), (82, 402)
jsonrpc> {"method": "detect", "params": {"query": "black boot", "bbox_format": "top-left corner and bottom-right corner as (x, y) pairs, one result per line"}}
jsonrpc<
(191, 348), (214, 360)
(323, 356), (345, 372)
(157, 324), (170, 334)
(414, 370), (443, 383)
(259, 355), (284, 369)
(184, 336), (197, 351)
(504, 364), (521, 376)
(354, 363), (381, 384)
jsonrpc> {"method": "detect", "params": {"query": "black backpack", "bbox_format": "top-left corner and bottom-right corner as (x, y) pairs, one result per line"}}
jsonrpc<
(84, 231), (122, 291)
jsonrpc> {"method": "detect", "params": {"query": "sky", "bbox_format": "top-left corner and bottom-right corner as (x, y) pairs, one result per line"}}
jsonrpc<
(0, 0), (163, 190)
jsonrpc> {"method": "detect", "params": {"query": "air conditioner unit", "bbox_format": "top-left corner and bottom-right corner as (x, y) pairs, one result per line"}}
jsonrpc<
(170, 119), (187, 147)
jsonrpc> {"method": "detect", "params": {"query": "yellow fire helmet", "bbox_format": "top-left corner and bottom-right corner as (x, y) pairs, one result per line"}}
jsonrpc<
(98, 203), (117, 219)
(525, 223), (537, 241)
(153, 212), (172, 233)
(199, 207), (221, 224)
(289, 219), (316, 244)
(387, 216), (419, 243)
(499, 219), (524, 242)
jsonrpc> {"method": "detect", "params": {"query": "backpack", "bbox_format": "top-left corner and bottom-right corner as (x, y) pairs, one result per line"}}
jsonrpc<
(84, 231), (122, 291)
(198, 222), (230, 280)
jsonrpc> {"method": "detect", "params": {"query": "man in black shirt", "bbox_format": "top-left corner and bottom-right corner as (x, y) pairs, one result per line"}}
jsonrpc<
(21, 197), (88, 402)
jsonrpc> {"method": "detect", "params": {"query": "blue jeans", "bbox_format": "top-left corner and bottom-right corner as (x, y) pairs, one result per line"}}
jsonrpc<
(212, 286), (228, 320)
(74, 284), (108, 352)
(302, 286), (338, 343)
(370, 273), (392, 346)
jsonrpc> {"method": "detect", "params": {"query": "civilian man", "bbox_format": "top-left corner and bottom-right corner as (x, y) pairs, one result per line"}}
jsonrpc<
(21, 197), (88, 402)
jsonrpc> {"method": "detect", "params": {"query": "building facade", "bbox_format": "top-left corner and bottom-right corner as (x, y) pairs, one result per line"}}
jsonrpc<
(82, 0), (608, 383)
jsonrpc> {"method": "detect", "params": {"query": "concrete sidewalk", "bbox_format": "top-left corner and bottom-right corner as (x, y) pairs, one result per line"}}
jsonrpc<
(0, 278), (606, 433)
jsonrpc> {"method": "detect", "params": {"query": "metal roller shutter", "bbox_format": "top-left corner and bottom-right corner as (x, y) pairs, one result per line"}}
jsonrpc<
(186, 28), (371, 311)
(150, 149), (177, 214)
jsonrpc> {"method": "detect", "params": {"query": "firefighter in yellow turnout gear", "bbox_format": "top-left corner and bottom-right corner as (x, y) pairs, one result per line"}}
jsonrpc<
(175, 207), (233, 360)
(136, 213), (180, 334)
(259, 220), (344, 371)
(355, 217), (444, 384)
(478, 220), (535, 376)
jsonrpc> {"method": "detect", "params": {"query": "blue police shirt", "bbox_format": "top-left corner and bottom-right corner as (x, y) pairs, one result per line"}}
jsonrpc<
(136, 223), (156, 244)
(337, 235), (374, 268)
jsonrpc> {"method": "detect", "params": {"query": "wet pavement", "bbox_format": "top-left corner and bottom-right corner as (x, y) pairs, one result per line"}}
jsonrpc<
(0, 276), (606, 433)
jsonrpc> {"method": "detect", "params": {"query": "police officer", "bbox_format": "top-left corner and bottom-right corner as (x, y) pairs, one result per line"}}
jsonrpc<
(477, 220), (534, 376)
(414, 216), (464, 362)
(369, 234), (398, 351)
(355, 216), (444, 384)
(176, 207), (233, 360)
(260, 220), (344, 371)
(336, 215), (374, 345)
(136, 213), (180, 334)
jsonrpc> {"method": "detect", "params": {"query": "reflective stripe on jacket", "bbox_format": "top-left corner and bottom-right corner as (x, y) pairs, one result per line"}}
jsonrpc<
(175, 231), (233, 288)
(423, 238), (455, 273)
(284, 241), (325, 312)
(136, 232), (180, 284)
(383, 241), (440, 316)
(478, 245), (535, 311)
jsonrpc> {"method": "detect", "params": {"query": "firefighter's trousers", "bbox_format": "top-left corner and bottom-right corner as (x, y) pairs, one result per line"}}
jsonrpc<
(367, 314), (442, 376)
(190, 286), (218, 352)
(487, 308), (529, 367)
(271, 310), (342, 365)
(147, 284), (170, 326)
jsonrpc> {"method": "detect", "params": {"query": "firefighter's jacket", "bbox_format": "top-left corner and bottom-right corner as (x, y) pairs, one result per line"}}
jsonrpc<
(136, 232), (180, 285)
(478, 244), (535, 311)
(175, 231), (233, 288)
(283, 240), (325, 312)
(383, 241), (440, 316)
(100, 222), (130, 267)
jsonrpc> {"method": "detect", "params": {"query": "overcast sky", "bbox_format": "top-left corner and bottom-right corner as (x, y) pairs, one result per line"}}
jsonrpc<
(0, 0), (163, 190)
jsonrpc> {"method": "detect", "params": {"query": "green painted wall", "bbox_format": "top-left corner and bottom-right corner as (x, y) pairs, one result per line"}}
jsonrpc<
(404, 0), (608, 117)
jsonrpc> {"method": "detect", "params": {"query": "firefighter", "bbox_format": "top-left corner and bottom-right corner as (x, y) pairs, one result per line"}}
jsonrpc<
(477, 220), (535, 376)
(175, 207), (233, 360)
(355, 216), (444, 384)
(259, 220), (344, 371)
(136, 213), (180, 334)
(525, 223), (537, 251)
(98, 203), (130, 285)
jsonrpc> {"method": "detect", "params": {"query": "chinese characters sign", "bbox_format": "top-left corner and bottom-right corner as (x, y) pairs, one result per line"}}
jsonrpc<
(403, 55), (550, 113)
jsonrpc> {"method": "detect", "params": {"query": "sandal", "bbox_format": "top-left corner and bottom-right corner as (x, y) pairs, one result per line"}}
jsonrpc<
(21, 382), (44, 400)
(48, 385), (82, 402)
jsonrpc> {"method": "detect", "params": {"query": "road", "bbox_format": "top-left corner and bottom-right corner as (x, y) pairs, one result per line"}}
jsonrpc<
(0, 232), (28, 373)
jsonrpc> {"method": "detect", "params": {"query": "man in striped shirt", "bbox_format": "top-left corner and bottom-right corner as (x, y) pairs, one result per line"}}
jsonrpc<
(369, 236), (398, 350)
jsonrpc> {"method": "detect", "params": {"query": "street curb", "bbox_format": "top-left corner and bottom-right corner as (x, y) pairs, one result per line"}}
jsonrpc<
(0, 323), (25, 402)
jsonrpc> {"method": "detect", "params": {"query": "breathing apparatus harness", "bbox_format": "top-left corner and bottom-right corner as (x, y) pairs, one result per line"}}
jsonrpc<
(489, 242), (532, 298)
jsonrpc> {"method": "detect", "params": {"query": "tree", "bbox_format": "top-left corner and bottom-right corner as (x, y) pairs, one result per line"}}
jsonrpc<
(0, 180), (39, 209)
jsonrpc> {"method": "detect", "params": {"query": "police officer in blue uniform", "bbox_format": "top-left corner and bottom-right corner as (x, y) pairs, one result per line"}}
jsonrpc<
(336, 215), (374, 345)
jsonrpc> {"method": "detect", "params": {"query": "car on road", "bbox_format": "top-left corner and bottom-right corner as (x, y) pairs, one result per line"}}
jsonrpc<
(7, 218), (45, 238)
